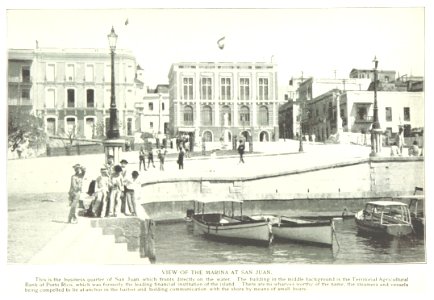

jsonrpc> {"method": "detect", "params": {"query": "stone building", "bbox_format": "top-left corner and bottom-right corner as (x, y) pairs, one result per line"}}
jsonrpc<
(168, 61), (280, 149)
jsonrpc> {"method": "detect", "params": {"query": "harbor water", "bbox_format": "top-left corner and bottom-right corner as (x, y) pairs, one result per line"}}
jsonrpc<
(153, 218), (425, 264)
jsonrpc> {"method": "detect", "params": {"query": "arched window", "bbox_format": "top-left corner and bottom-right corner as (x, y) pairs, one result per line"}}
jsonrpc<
(201, 105), (212, 126)
(203, 131), (213, 142)
(183, 105), (194, 126)
(258, 106), (269, 126)
(239, 106), (250, 126)
(221, 105), (231, 126)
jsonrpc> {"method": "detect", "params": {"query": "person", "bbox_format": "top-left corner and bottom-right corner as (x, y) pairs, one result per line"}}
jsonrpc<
(238, 140), (245, 164)
(177, 147), (185, 170)
(67, 164), (86, 223)
(158, 148), (167, 171)
(104, 154), (115, 176)
(92, 167), (110, 217)
(397, 126), (405, 155)
(209, 149), (217, 172)
(390, 142), (400, 157)
(120, 159), (129, 178)
(108, 165), (123, 217)
(124, 171), (140, 216)
(139, 146), (147, 171)
(185, 140), (190, 158)
(148, 146), (155, 168)
(409, 140), (421, 156)
(120, 159), (129, 214)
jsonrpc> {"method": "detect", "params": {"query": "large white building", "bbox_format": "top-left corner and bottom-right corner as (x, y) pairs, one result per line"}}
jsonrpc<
(168, 61), (281, 149)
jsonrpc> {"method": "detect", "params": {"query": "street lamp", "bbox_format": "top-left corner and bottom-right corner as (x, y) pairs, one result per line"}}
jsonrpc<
(107, 26), (120, 139)
(372, 56), (380, 130)
(370, 56), (382, 156)
(298, 101), (303, 152)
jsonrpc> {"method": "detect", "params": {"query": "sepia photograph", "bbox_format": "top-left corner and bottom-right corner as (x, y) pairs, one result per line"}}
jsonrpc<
(2, 1), (431, 299)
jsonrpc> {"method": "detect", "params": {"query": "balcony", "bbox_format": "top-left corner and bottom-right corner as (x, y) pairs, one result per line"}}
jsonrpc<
(8, 76), (32, 84)
(355, 116), (374, 124)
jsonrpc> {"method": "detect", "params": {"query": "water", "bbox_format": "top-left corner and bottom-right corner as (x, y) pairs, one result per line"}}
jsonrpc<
(153, 219), (425, 264)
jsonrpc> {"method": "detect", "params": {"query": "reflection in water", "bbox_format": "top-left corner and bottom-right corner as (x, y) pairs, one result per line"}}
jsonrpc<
(153, 219), (425, 264)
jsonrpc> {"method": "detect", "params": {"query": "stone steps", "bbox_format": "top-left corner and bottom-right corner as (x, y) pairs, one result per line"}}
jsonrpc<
(29, 217), (150, 265)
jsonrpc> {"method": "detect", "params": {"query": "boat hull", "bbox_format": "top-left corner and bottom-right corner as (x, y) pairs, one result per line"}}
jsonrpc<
(355, 210), (413, 237)
(192, 214), (272, 245)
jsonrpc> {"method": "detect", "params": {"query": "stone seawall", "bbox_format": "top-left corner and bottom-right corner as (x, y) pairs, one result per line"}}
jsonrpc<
(139, 157), (424, 221)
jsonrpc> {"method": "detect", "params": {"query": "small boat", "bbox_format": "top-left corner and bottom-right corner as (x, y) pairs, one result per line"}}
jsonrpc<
(355, 201), (413, 237)
(190, 198), (273, 245)
(395, 195), (424, 236)
(251, 215), (336, 247)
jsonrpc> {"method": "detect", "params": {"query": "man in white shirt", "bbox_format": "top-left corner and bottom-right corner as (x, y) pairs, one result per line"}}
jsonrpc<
(124, 171), (140, 216)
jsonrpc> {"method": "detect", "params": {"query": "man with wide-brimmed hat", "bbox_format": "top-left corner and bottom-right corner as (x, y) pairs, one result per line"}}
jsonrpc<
(67, 163), (86, 223)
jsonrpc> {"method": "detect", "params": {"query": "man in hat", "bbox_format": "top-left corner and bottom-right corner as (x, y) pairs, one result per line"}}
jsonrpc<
(104, 154), (115, 176)
(67, 164), (86, 223)
(92, 167), (110, 217)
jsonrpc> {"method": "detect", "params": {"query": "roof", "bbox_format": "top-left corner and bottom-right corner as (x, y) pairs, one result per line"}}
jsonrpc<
(366, 201), (407, 207)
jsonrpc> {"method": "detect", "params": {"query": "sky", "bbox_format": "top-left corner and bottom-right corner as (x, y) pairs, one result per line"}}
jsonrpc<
(5, 7), (425, 88)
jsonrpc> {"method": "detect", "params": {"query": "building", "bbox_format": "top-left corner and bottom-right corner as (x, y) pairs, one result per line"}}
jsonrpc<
(135, 84), (170, 136)
(168, 62), (280, 149)
(8, 47), (139, 139)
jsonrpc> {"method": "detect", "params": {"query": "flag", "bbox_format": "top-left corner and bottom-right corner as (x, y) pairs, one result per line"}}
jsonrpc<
(217, 36), (225, 50)
(125, 18), (129, 26)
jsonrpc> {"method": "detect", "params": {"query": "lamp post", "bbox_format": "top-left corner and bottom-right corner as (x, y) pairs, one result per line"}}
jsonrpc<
(103, 26), (124, 164)
(107, 26), (119, 139)
(370, 56), (382, 156)
(298, 101), (303, 152)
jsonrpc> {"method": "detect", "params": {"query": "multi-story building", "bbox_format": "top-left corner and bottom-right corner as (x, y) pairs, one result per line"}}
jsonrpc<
(135, 84), (170, 136)
(8, 47), (139, 139)
(168, 62), (280, 148)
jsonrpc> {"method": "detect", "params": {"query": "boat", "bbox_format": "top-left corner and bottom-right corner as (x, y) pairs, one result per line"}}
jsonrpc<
(354, 201), (413, 237)
(251, 214), (336, 247)
(394, 195), (424, 236)
(190, 198), (273, 245)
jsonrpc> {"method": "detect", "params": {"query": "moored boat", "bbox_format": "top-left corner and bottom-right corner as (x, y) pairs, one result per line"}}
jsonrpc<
(191, 198), (273, 245)
(396, 195), (424, 236)
(355, 201), (413, 237)
(251, 214), (335, 247)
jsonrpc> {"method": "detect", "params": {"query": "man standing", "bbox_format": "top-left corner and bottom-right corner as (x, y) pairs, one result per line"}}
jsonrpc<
(238, 139), (245, 164)
(67, 164), (86, 223)
(93, 167), (110, 217)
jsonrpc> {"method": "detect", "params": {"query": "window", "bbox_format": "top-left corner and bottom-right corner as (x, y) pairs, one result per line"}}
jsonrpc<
(404, 107), (410, 121)
(46, 64), (55, 82)
(221, 78), (231, 100)
(150, 122), (154, 129)
(46, 118), (56, 135)
(258, 78), (269, 100)
(21, 89), (30, 100)
(201, 78), (212, 100)
(85, 65), (94, 82)
(203, 131), (213, 142)
(357, 106), (368, 121)
(385, 107), (392, 122)
(258, 106), (269, 126)
(201, 105), (212, 126)
(239, 106), (250, 126)
(183, 77), (194, 100)
(183, 105), (194, 126)
(22, 67), (30, 82)
(149, 102), (154, 111)
(127, 118), (133, 135)
(162, 103), (165, 111)
(239, 78), (250, 100)
(46, 89), (55, 108)
(66, 117), (76, 134)
(86, 89), (94, 108)
(385, 76), (389, 83)
(164, 122), (169, 134)
(66, 64), (75, 81)
(221, 105), (231, 126)
(67, 89), (75, 108)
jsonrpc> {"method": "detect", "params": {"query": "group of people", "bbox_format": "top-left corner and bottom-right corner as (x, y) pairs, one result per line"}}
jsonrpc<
(139, 146), (168, 171)
(67, 155), (142, 223)
(390, 127), (423, 157)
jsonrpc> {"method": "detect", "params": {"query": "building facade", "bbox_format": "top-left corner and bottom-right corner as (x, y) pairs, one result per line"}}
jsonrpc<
(168, 62), (280, 148)
(8, 48), (139, 139)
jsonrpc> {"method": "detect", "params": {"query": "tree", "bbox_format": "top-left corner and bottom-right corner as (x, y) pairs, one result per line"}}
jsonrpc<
(8, 107), (47, 153)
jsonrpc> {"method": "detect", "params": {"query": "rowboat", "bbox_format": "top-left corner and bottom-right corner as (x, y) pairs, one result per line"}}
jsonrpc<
(355, 201), (413, 237)
(251, 215), (336, 247)
(191, 198), (273, 245)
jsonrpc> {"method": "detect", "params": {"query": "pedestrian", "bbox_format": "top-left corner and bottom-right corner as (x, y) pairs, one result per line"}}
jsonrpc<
(185, 140), (190, 158)
(177, 147), (185, 170)
(104, 154), (115, 176)
(139, 146), (147, 171)
(408, 140), (421, 156)
(148, 146), (156, 168)
(92, 167), (110, 217)
(67, 164), (86, 224)
(120, 159), (129, 214)
(124, 171), (140, 216)
(397, 126), (405, 155)
(158, 148), (167, 171)
(390, 142), (400, 157)
(238, 140), (245, 164)
(108, 165), (123, 217)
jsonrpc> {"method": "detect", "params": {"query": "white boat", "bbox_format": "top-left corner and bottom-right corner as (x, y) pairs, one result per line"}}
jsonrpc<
(191, 198), (273, 245)
(355, 201), (413, 237)
(395, 194), (424, 236)
(251, 215), (335, 247)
